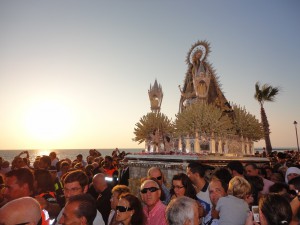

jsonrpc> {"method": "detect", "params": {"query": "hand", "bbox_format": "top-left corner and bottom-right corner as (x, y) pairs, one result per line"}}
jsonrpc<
(196, 201), (206, 218)
(211, 207), (219, 219)
(245, 211), (260, 225)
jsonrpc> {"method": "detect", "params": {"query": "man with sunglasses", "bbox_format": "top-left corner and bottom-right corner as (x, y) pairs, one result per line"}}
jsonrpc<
(140, 178), (167, 225)
(147, 167), (171, 205)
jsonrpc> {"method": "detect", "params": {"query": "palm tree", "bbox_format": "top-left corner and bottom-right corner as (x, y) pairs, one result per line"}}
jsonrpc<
(254, 82), (280, 154)
(232, 104), (264, 141)
(133, 112), (174, 144)
(174, 102), (233, 138)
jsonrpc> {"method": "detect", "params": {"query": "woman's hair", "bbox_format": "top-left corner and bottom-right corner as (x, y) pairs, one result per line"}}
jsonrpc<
(119, 193), (145, 225)
(259, 194), (292, 225)
(111, 185), (130, 195)
(227, 176), (251, 199)
(170, 173), (197, 199)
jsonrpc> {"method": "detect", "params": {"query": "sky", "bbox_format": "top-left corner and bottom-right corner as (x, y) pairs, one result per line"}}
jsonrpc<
(0, 1), (299, 150)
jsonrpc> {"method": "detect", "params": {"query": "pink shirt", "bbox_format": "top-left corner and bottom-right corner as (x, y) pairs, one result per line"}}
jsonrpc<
(143, 200), (167, 225)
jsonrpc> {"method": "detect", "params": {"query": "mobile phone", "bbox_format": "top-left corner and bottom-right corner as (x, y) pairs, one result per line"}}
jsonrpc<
(252, 206), (260, 223)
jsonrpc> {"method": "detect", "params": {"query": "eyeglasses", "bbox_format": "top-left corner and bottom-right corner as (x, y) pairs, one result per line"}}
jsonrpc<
(140, 187), (159, 194)
(116, 205), (133, 212)
(172, 185), (184, 189)
(154, 176), (162, 180)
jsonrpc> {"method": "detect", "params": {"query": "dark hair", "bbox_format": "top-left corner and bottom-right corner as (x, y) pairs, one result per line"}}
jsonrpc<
(227, 161), (244, 175)
(288, 176), (300, 190)
(170, 173), (197, 199)
(244, 175), (264, 205)
(187, 162), (206, 178)
(40, 155), (51, 168)
(277, 152), (286, 159)
(245, 162), (258, 170)
(104, 156), (113, 162)
(34, 169), (55, 193)
(259, 194), (292, 225)
(67, 194), (97, 225)
(212, 168), (232, 192)
(5, 168), (34, 191)
(269, 182), (289, 194)
(119, 193), (145, 225)
(63, 170), (89, 188)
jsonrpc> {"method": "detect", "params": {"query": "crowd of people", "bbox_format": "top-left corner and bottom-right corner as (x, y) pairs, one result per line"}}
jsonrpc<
(0, 149), (300, 225)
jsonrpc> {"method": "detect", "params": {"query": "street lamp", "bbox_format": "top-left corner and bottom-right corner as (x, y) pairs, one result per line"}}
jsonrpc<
(294, 121), (300, 152)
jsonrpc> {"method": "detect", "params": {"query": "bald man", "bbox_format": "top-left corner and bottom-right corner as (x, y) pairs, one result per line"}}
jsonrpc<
(92, 173), (112, 224)
(0, 197), (42, 225)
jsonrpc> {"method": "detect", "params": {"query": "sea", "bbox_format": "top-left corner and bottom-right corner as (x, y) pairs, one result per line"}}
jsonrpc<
(0, 148), (143, 165)
(0, 147), (297, 165)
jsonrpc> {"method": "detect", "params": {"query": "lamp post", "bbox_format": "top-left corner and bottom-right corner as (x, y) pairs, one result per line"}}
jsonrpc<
(294, 121), (300, 152)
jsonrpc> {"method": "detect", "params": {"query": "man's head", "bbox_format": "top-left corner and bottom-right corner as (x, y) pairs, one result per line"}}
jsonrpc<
(92, 173), (107, 193)
(38, 155), (51, 170)
(209, 178), (227, 207)
(288, 176), (300, 192)
(147, 167), (165, 185)
(104, 156), (113, 168)
(59, 194), (97, 225)
(186, 162), (206, 184)
(0, 197), (42, 225)
(166, 196), (199, 225)
(63, 170), (89, 201)
(140, 179), (161, 211)
(276, 152), (286, 164)
(4, 168), (34, 202)
(226, 161), (244, 177)
(60, 161), (70, 173)
(49, 152), (57, 160)
(76, 154), (83, 162)
(34, 169), (55, 193)
(12, 156), (26, 169)
(245, 163), (259, 176)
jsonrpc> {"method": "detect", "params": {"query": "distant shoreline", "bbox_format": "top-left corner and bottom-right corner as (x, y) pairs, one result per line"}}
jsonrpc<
(0, 147), (297, 152)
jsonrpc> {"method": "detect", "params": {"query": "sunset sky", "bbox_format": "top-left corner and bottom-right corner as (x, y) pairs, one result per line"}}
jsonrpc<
(0, 1), (299, 150)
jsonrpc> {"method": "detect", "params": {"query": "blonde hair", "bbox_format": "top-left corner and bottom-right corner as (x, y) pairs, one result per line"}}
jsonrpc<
(227, 176), (251, 199)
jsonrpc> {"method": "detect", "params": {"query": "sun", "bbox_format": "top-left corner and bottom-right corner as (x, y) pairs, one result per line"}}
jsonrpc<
(24, 100), (73, 141)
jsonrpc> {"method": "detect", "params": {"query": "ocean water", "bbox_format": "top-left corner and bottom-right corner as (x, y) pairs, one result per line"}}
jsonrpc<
(0, 148), (143, 165)
(0, 147), (296, 165)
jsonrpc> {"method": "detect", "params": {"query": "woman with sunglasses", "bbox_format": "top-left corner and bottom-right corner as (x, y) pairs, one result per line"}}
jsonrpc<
(116, 193), (145, 225)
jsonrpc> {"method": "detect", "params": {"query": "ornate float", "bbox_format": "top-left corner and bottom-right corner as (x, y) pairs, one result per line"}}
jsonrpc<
(127, 40), (268, 192)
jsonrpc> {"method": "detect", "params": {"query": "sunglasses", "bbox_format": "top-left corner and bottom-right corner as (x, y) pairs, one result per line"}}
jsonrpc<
(116, 205), (133, 212)
(154, 176), (162, 180)
(140, 187), (159, 194)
